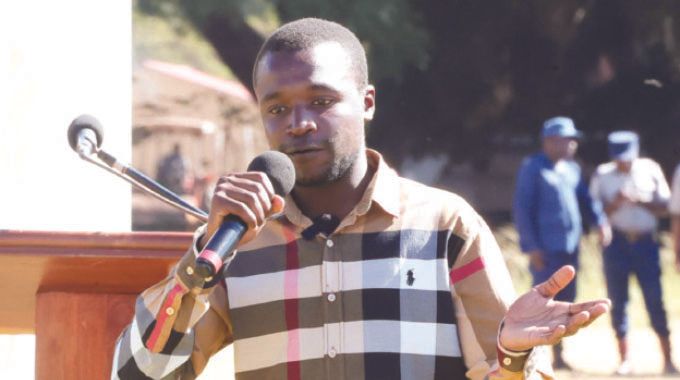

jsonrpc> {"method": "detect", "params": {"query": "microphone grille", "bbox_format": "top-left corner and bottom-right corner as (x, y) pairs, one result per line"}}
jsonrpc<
(67, 114), (104, 152)
(247, 151), (296, 197)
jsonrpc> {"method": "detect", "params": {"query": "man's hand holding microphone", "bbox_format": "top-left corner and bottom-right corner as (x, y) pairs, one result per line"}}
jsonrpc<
(194, 151), (295, 279)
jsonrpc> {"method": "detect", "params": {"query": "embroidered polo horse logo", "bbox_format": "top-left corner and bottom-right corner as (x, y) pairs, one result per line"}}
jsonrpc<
(406, 269), (415, 286)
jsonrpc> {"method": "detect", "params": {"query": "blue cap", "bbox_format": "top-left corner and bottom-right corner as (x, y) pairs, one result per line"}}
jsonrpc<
(608, 131), (639, 161)
(542, 116), (582, 139)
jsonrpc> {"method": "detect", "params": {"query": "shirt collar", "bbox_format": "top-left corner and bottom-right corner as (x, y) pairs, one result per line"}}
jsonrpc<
(282, 149), (400, 229)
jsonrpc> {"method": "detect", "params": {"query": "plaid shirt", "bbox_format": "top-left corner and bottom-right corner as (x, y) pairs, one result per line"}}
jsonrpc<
(113, 150), (552, 380)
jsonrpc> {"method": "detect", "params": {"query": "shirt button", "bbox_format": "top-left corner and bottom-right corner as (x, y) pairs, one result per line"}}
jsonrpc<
(327, 293), (336, 302)
(328, 348), (337, 358)
(326, 239), (334, 248)
(165, 307), (175, 316)
(185, 266), (194, 275)
(503, 357), (512, 366)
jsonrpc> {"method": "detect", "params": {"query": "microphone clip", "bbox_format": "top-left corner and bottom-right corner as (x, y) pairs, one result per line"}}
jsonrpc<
(301, 214), (340, 240)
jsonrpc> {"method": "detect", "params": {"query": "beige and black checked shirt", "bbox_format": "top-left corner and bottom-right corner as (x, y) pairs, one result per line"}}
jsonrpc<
(113, 150), (553, 380)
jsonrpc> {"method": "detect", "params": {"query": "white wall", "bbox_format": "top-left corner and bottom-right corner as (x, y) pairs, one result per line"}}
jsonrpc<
(0, 0), (132, 232)
(0, 2), (132, 378)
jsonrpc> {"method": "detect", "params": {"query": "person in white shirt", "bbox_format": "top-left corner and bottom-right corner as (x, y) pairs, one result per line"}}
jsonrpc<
(670, 163), (680, 272)
(590, 131), (677, 375)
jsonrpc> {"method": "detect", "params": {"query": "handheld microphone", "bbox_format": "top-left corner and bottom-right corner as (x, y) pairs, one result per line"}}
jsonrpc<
(194, 151), (295, 279)
(67, 114), (104, 157)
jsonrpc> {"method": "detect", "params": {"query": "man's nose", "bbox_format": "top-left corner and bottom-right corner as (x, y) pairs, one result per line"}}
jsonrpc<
(288, 106), (317, 136)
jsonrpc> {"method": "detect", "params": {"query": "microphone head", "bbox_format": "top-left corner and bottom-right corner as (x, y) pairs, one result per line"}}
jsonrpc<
(67, 114), (104, 152)
(247, 151), (296, 197)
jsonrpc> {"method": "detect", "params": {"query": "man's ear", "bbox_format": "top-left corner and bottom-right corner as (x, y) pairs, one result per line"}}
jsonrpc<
(363, 85), (376, 122)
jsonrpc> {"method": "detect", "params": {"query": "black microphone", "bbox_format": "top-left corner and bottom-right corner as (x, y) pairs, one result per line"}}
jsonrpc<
(194, 151), (295, 279)
(67, 114), (104, 157)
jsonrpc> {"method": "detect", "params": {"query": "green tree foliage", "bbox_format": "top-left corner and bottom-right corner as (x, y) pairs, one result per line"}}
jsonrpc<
(136, 0), (680, 173)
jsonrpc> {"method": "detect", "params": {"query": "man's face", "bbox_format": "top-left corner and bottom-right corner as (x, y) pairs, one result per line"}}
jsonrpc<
(253, 42), (375, 186)
(543, 136), (578, 160)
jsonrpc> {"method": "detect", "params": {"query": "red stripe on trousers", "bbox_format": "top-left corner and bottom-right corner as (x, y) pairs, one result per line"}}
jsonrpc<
(449, 256), (485, 284)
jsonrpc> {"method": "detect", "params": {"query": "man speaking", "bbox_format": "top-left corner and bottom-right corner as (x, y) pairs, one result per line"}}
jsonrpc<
(112, 18), (609, 379)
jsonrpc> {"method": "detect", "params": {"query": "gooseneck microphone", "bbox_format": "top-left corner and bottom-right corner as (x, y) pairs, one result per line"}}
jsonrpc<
(67, 114), (209, 221)
(194, 151), (295, 279)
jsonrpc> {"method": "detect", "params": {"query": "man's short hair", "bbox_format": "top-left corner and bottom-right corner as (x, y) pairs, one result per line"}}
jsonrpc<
(252, 18), (368, 89)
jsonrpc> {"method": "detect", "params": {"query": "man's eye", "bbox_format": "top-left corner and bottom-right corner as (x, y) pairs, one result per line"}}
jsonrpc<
(312, 98), (334, 106)
(268, 105), (286, 115)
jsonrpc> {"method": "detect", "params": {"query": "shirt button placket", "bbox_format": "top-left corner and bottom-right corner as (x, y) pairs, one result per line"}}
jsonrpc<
(323, 237), (341, 362)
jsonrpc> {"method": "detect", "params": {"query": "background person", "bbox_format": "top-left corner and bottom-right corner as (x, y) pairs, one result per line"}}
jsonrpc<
(513, 116), (611, 369)
(670, 162), (680, 272)
(590, 131), (678, 375)
(156, 143), (192, 195)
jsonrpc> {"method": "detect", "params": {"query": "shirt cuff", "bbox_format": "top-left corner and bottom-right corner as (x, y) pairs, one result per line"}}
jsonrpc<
(174, 224), (223, 293)
(497, 319), (532, 372)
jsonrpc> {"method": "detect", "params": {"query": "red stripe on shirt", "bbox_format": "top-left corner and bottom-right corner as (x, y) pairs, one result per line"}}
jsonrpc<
(282, 226), (301, 380)
(145, 283), (185, 351)
(449, 257), (485, 284)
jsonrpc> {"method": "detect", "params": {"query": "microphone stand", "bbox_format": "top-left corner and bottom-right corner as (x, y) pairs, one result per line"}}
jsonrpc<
(77, 148), (209, 223)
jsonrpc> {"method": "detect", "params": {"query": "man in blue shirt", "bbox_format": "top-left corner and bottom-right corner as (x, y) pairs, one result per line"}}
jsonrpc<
(513, 116), (611, 369)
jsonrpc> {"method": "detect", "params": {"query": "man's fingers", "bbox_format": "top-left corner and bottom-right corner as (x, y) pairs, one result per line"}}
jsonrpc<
(534, 265), (575, 298)
(581, 302), (610, 327)
(232, 172), (276, 198)
(567, 299), (611, 315)
(270, 195), (285, 216)
(563, 299), (610, 330)
(224, 177), (273, 216)
(564, 311), (590, 336)
(539, 325), (567, 346)
(212, 191), (261, 228)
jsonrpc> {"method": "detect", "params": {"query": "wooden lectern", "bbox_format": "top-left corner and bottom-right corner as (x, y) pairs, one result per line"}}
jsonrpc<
(0, 230), (192, 379)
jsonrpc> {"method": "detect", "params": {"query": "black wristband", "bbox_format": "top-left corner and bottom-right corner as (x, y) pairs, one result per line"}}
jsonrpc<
(497, 319), (532, 372)
(497, 344), (530, 372)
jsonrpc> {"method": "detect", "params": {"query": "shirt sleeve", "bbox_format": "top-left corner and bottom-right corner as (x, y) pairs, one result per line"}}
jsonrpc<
(651, 160), (671, 203)
(670, 164), (680, 215)
(577, 172), (607, 227)
(448, 207), (554, 380)
(512, 158), (541, 253)
(589, 170), (602, 202)
(111, 225), (234, 379)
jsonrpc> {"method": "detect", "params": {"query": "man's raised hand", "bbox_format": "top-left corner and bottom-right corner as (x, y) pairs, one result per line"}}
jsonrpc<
(499, 265), (611, 352)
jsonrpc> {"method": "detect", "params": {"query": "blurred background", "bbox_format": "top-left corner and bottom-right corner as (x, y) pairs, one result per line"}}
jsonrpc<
(129, 0), (680, 229)
(2, 0), (680, 378)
